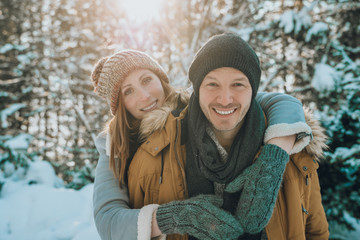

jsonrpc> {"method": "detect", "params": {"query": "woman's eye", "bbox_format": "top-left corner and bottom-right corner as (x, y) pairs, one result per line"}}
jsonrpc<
(142, 77), (152, 84)
(208, 83), (217, 87)
(123, 88), (133, 96)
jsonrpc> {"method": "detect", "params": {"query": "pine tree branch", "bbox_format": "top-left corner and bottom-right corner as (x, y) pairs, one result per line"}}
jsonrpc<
(0, 78), (24, 86)
(189, 0), (213, 56)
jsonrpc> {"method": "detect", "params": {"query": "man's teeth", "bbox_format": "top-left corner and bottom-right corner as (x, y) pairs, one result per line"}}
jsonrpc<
(214, 109), (235, 115)
(142, 102), (156, 111)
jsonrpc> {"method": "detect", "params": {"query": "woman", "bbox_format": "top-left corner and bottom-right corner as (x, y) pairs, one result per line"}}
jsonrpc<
(92, 50), (313, 240)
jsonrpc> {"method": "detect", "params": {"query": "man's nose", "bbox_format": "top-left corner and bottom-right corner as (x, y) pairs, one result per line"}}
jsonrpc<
(217, 88), (233, 106)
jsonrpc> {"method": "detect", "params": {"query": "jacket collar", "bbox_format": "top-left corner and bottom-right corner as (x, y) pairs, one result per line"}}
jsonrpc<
(138, 90), (189, 142)
(140, 128), (170, 157)
(140, 106), (189, 157)
(291, 151), (319, 177)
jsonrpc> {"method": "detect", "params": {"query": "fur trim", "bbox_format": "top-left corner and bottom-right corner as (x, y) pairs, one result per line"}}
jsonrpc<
(139, 90), (190, 141)
(303, 108), (328, 161)
(103, 90), (189, 156)
(265, 108), (328, 160)
(265, 122), (312, 155)
(137, 204), (158, 240)
(157, 235), (167, 240)
(137, 204), (166, 240)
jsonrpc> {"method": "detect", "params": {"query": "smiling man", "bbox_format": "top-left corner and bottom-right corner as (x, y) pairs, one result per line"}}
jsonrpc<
(150, 33), (329, 240)
(199, 67), (252, 152)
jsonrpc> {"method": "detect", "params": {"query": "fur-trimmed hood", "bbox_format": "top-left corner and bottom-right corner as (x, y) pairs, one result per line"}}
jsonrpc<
(103, 90), (190, 157)
(138, 89), (190, 141)
(303, 108), (328, 160)
(139, 97), (328, 161)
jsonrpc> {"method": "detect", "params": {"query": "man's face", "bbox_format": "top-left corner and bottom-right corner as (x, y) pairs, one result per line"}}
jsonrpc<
(199, 67), (252, 134)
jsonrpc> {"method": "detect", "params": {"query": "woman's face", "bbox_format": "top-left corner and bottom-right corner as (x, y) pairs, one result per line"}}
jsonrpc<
(121, 69), (166, 120)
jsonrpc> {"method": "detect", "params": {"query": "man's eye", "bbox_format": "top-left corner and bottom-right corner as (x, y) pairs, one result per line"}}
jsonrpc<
(234, 83), (244, 87)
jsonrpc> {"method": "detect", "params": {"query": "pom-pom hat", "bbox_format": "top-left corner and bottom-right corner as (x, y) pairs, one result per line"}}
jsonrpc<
(91, 50), (169, 115)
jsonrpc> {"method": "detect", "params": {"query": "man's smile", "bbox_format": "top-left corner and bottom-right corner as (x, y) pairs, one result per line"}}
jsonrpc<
(213, 108), (237, 116)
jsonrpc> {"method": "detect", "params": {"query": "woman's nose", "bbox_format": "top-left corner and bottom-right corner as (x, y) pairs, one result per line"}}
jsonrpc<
(138, 88), (151, 101)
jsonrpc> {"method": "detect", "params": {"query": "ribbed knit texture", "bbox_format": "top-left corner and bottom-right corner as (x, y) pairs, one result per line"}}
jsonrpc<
(185, 96), (266, 196)
(188, 32), (261, 98)
(156, 195), (243, 240)
(94, 50), (169, 115)
(225, 144), (289, 234)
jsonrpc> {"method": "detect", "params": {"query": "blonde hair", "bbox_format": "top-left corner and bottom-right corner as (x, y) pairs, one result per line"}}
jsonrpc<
(108, 76), (175, 187)
(91, 51), (174, 186)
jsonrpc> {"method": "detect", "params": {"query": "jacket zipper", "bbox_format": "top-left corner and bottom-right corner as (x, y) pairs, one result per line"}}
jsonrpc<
(159, 151), (164, 184)
(302, 205), (309, 215)
(174, 119), (188, 196)
(306, 175), (309, 185)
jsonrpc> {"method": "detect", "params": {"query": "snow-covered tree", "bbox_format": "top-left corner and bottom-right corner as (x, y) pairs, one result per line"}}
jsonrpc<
(1, 0), (359, 235)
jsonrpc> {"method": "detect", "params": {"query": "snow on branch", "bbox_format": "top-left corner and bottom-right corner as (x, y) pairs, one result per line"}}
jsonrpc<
(279, 0), (318, 35)
(0, 78), (24, 86)
(189, 1), (213, 54)
(311, 63), (340, 95)
(0, 103), (27, 128)
(69, 85), (100, 98)
(61, 80), (97, 145)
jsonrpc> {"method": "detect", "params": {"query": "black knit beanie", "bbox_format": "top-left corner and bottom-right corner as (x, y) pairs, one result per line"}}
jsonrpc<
(188, 33), (261, 99)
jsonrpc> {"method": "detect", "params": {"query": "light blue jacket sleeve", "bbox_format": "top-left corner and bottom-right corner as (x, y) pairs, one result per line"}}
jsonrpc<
(255, 92), (312, 154)
(93, 133), (160, 240)
(93, 133), (140, 240)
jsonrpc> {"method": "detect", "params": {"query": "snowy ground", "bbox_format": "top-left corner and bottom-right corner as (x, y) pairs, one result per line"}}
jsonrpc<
(1, 159), (360, 240)
(329, 213), (360, 240)
(0, 160), (100, 240)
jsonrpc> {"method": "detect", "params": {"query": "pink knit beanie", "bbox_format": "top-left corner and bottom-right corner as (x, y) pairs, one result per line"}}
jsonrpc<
(91, 50), (169, 115)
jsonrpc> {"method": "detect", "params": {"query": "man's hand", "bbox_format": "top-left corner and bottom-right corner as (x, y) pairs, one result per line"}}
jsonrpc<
(156, 194), (243, 240)
(225, 144), (289, 234)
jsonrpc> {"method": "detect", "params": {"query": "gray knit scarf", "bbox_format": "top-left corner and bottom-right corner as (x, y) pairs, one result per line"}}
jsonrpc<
(185, 94), (266, 197)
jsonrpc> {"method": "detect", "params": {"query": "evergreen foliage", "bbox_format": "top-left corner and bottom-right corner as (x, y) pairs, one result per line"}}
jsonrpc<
(0, 0), (359, 233)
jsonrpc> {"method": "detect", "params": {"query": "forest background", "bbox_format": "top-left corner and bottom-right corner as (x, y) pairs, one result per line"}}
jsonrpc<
(0, 0), (359, 239)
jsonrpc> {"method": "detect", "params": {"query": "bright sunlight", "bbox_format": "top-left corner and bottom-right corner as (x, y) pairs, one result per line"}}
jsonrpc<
(120, 0), (165, 22)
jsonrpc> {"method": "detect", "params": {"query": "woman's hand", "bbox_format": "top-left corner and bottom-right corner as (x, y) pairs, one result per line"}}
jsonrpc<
(267, 135), (296, 154)
(151, 209), (162, 238)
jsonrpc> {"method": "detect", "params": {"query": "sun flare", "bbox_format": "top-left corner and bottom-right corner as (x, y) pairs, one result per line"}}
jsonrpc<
(120, 0), (164, 22)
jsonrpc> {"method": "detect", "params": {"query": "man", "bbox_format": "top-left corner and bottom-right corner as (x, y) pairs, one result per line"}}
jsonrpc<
(144, 33), (329, 239)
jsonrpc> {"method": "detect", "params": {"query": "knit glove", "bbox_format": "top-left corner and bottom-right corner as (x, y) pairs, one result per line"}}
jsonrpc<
(225, 144), (289, 234)
(156, 194), (243, 240)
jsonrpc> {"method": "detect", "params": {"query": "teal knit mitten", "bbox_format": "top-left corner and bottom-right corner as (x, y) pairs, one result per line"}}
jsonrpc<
(225, 144), (289, 234)
(156, 194), (243, 240)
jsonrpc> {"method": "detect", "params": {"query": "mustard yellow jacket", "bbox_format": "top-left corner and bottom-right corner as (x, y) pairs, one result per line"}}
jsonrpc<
(128, 106), (329, 240)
